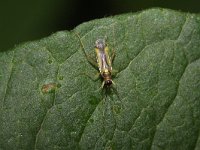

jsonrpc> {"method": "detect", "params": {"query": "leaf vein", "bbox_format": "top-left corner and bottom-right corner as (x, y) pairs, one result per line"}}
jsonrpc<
(34, 62), (60, 149)
(150, 62), (189, 148)
(194, 128), (200, 150)
(177, 14), (189, 40)
(118, 39), (173, 76)
(2, 50), (15, 108)
(78, 100), (102, 145)
(34, 108), (50, 150)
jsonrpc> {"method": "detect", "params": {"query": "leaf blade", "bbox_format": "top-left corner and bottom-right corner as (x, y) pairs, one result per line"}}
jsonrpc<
(0, 8), (200, 149)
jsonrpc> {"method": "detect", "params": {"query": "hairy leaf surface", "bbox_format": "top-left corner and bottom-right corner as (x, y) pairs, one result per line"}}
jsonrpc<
(0, 8), (200, 150)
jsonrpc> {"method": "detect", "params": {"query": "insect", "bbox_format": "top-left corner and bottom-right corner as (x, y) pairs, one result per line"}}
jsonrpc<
(75, 33), (116, 88)
(95, 38), (115, 88)
(76, 33), (124, 110)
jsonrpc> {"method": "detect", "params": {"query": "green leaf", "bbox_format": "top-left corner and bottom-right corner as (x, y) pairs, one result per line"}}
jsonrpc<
(1, 8), (200, 149)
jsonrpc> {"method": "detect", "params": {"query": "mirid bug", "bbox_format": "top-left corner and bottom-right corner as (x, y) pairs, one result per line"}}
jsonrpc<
(95, 39), (114, 88)
(75, 32), (125, 110)
(75, 33), (116, 88)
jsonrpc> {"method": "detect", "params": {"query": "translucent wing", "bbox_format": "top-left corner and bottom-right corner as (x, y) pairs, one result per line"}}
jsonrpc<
(95, 39), (112, 74)
(96, 49), (110, 72)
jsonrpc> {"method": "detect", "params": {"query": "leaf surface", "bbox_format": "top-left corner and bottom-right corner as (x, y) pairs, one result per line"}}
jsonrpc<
(0, 8), (200, 150)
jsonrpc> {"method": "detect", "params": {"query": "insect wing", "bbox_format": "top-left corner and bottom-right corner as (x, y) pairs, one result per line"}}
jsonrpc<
(95, 47), (112, 73)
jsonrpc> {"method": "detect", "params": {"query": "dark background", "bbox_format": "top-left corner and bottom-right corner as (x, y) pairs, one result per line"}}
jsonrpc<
(0, 0), (199, 51)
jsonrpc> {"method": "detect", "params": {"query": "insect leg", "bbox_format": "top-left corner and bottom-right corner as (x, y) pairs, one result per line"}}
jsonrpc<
(85, 53), (99, 69)
(111, 69), (118, 76)
(111, 48), (116, 64)
(101, 81), (105, 89)
(75, 32), (98, 69)
(93, 72), (101, 81)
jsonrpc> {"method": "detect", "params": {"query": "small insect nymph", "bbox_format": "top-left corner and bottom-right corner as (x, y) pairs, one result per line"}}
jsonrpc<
(95, 39), (114, 88)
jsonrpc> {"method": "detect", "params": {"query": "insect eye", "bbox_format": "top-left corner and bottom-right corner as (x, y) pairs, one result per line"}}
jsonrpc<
(105, 80), (112, 85)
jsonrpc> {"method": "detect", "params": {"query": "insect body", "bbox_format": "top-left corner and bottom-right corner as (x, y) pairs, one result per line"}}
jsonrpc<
(95, 39), (114, 88)
(75, 32), (116, 88)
